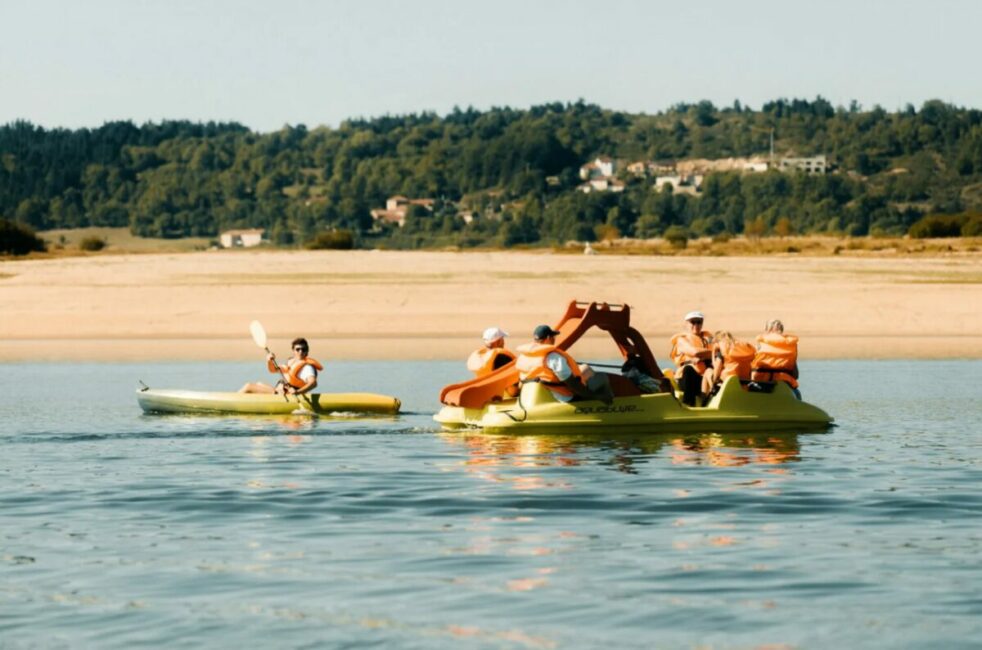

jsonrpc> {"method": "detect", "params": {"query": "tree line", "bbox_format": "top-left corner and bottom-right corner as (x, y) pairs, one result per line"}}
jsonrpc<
(2, 98), (982, 251)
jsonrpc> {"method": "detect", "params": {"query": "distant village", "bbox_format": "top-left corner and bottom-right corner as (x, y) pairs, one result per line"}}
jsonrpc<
(220, 153), (828, 246)
(577, 154), (826, 196)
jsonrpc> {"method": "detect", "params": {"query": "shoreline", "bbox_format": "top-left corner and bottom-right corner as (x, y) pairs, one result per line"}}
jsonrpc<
(2, 249), (981, 362)
(3, 335), (981, 362)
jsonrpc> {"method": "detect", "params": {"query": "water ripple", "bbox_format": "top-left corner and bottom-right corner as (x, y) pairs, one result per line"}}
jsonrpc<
(1, 360), (981, 647)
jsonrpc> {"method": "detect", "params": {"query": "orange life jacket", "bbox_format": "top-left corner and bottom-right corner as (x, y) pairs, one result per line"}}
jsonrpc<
(515, 342), (582, 398)
(466, 347), (516, 377)
(752, 333), (799, 388)
(670, 331), (712, 374)
(269, 357), (324, 389)
(717, 340), (755, 381)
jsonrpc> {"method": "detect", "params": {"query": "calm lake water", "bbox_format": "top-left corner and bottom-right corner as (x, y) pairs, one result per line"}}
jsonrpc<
(1, 360), (980, 649)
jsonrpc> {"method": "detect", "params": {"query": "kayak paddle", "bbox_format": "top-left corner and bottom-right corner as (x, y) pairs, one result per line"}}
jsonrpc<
(249, 319), (289, 385)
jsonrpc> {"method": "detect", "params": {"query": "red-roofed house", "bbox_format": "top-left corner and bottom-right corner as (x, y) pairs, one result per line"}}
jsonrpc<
(370, 196), (436, 227)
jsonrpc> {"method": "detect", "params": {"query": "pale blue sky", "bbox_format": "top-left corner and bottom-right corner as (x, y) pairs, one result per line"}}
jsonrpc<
(1, 0), (979, 132)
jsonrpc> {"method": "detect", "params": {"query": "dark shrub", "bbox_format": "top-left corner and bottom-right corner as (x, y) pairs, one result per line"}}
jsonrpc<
(79, 236), (107, 251)
(305, 229), (355, 250)
(0, 219), (46, 255)
(663, 225), (689, 249)
(961, 215), (982, 237)
(908, 214), (966, 238)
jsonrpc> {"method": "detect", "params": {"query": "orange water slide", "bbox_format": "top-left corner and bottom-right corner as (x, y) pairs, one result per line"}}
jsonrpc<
(439, 301), (663, 408)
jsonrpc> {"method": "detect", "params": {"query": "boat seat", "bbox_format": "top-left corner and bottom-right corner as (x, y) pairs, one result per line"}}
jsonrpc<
(608, 373), (642, 397)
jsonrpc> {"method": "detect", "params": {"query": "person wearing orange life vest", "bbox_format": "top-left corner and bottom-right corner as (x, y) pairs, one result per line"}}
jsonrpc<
(466, 327), (516, 377)
(239, 337), (322, 395)
(751, 320), (801, 399)
(515, 324), (613, 404)
(702, 330), (755, 396)
(670, 311), (714, 406)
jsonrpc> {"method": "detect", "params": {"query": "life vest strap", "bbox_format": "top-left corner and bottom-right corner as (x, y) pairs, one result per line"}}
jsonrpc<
(753, 366), (796, 377)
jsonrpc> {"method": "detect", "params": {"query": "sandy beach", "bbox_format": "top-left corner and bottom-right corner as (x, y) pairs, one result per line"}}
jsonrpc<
(2, 249), (981, 362)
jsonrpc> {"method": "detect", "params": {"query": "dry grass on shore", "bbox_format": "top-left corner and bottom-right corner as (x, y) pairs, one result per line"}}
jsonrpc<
(5, 227), (981, 260)
(572, 234), (982, 257)
(36, 227), (213, 256)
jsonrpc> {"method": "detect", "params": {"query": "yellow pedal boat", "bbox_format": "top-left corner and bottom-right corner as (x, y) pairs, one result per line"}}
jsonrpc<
(435, 376), (831, 434)
(434, 301), (832, 434)
(138, 388), (401, 416)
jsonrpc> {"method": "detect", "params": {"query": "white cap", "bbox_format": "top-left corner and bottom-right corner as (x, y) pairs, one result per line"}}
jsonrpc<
(482, 327), (508, 344)
(684, 310), (705, 322)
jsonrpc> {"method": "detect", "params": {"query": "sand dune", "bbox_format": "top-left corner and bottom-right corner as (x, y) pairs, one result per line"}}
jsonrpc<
(2, 249), (980, 361)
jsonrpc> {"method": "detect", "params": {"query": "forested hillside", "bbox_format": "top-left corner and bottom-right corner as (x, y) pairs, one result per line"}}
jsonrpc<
(2, 98), (982, 248)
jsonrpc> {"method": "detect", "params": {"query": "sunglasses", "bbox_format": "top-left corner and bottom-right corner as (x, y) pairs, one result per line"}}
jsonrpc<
(293, 347), (307, 352)
(688, 320), (703, 325)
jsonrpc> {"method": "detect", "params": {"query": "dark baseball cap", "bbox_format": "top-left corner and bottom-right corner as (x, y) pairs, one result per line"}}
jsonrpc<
(533, 324), (561, 340)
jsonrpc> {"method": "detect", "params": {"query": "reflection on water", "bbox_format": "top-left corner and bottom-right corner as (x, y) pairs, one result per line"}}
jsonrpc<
(440, 433), (578, 490)
(440, 430), (806, 486)
(668, 432), (801, 467)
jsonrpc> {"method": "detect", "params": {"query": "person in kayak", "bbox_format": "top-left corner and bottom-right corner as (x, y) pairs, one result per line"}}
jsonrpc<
(515, 324), (613, 404)
(466, 327), (516, 377)
(703, 330), (755, 397)
(670, 310), (714, 406)
(751, 320), (801, 399)
(239, 337), (322, 395)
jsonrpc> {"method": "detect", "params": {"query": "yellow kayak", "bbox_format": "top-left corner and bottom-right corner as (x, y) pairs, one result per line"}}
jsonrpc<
(137, 388), (401, 416)
(435, 376), (831, 435)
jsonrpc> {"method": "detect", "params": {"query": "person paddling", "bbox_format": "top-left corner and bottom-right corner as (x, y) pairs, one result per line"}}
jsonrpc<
(240, 337), (322, 395)
(466, 327), (516, 377)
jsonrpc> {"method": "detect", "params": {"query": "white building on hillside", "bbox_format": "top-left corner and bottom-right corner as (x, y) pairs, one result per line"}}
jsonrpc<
(577, 177), (625, 193)
(579, 156), (617, 180)
(778, 155), (827, 174)
(220, 229), (265, 248)
(653, 174), (703, 195)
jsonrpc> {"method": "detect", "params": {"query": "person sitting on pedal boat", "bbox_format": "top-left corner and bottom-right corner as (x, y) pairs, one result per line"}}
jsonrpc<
(703, 331), (755, 396)
(515, 325), (613, 404)
(752, 320), (801, 399)
(239, 337), (322, 395)
(670, 311), (714, 406)
(466, 327), (516, 377)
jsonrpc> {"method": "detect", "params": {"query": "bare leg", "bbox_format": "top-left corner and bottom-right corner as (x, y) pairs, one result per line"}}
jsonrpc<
(701, 373), (714, 396)
(239, 382), (276, 394)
